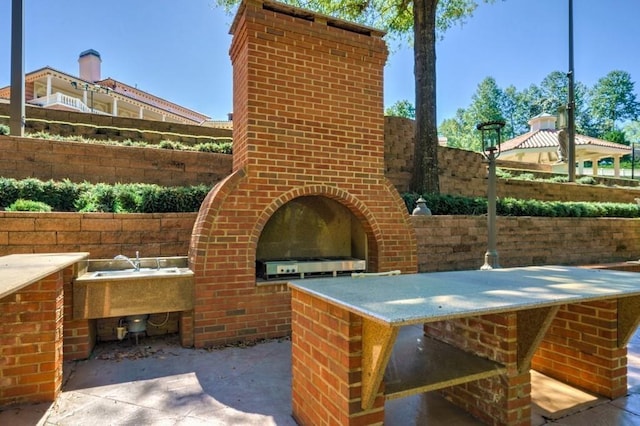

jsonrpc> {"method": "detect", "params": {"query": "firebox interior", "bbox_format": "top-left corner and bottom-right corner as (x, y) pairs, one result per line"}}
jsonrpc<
(256, 196), (367, 279)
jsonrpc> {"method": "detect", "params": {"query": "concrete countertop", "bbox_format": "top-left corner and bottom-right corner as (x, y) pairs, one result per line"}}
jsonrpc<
(0, 252), (89, 299)
(289, 265), (640, 326)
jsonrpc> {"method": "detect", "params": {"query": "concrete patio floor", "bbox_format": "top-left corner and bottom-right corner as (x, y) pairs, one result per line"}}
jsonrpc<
(2, 325), (640, 425)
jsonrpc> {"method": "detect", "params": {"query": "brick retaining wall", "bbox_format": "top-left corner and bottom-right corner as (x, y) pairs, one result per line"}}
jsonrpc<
(0, 212), (196, 259)
(0, 212), (637, 271)
(4, 119), (640, 200)
(0, 135), (231, 186)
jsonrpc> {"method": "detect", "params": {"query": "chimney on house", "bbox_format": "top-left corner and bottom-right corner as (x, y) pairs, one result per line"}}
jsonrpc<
(78, 49), (101, 82)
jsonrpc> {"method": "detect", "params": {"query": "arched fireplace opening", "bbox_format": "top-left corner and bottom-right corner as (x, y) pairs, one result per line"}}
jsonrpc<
(256, 196), (367, 280)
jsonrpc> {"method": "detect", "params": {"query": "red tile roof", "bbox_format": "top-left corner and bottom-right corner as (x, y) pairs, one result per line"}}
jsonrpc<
(501, 129), (630, 154)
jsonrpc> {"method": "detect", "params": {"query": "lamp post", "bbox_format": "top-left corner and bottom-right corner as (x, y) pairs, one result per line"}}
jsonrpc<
(477, 120), (505, 270)
(567, 0), (576, 182)
(9, 0), (25, 136)
(70, 81), (110, 113)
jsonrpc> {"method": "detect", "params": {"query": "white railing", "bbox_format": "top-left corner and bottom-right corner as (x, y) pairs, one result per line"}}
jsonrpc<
(31, 93), (110, 115)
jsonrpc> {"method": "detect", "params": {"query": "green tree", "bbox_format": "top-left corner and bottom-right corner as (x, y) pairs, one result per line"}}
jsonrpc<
(602, 129), (627, 144)
(524, 71), (589, 134)
(589, 70), (640, 134)
(215, 0), (496, 195)
(439, 108), (476, 150)
(501, 85), (529, 138)
(623, 121), (640, 143)
(385, 100), (416, 119)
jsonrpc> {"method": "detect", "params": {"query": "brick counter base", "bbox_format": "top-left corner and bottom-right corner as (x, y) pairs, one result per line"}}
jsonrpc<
(0, 269), (65, 406)
(291, 288), (385, 425)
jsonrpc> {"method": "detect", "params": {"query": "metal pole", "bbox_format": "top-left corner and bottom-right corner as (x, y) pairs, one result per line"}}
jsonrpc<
(567, 0), (576, 182)
(9, 0), (25, 137)
(482, 152), (499, 270)
(633, 143), (636, 180)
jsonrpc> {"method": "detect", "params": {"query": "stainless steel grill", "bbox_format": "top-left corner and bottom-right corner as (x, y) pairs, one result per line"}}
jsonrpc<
(257, 257), (366, 280)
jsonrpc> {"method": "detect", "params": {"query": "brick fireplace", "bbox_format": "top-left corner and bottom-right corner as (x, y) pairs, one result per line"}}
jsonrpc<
(188, 0), (417, 348)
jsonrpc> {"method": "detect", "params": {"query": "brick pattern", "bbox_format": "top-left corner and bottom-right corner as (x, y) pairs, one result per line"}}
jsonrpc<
(0, 212), (196, 259)
(0, 213), (638, 275)
(532, 301), (627, 399)
(424, 314), (531, 426)
(3, 119), (640, 202)
(189, 0), (417, 347)
(291, 288), (384, 426)
(385, 117), (640, 198)
(412, 215), (640, 272)
(0, 270), (64, 406)
(0, 135), (230, 186)
(62, 264), (95, 361)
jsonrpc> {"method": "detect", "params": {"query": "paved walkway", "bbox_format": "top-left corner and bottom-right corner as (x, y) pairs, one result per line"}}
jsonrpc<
(1, 327), (640, 425)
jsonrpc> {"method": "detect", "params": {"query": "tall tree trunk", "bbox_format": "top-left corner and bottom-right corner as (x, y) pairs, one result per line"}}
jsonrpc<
(411, 0), (440, 195)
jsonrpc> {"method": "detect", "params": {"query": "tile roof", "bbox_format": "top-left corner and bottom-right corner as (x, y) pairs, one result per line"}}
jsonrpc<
(501, 129), (630, 154)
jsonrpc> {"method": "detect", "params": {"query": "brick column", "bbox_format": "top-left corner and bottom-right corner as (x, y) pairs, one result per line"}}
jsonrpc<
(424, 313), (531, 426)
(0, 271), (64, 406)
(532, 301), (627, 399)
(291, 288), (385, 425)
(62, 264), (96, 361)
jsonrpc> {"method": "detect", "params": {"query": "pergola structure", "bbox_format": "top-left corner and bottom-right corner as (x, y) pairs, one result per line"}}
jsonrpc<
(500, 114), (631, 177)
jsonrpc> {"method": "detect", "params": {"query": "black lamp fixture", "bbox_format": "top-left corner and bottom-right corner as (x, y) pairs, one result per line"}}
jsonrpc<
(476, 120), (505, 270)
(477, 120), (505, 161)
(70, 81), (111, 113)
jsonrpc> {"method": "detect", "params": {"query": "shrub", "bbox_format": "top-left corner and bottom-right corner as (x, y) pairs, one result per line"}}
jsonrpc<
(158, 140), (182, 150)
(403, 192), (640, 218)
(18, 178), (47, 202)
(194, 141), (233, 154)
(511, 173), (537, 181)
(495, 168), (512, 179)
(6, 199), (52, 212)
(576, 176), (597, 185)
(0, 177), (20, 208)
(0, 124), (9, 135)
(549, 175), (569, 183)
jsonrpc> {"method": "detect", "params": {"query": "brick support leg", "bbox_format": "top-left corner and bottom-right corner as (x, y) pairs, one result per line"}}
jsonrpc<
(425, 313), (531, 426)
(532, 301), (627, 400)
(0, 271), (64, 406)
(291, 288), (385, 425)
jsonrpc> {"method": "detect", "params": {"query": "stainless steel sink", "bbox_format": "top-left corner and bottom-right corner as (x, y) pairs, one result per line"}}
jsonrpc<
(73, 256), (194, 319)
(90, 267), (185, 278)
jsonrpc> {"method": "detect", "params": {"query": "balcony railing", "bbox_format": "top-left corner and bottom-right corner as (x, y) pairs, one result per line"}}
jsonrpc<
(30, 93), (110, 115)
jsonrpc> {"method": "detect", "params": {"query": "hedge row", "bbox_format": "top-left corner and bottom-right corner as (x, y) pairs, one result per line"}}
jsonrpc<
(2, 177), (639, 217)
(0, 178), (208, 213)
(402, 193), (640, 218)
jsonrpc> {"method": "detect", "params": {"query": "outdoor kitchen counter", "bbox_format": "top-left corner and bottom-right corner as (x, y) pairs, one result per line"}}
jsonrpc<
(288, 265), (640, 421)
(0, 252), (89, 299)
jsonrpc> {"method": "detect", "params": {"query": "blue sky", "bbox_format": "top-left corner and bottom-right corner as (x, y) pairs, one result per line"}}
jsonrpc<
(1, 0), (639, 124)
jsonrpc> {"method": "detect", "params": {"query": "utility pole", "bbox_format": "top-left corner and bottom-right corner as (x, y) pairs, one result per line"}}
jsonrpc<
(10, 0), (25, 137)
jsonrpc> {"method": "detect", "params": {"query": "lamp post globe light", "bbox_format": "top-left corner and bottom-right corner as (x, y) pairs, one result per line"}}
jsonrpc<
(476, 120), (505, 270)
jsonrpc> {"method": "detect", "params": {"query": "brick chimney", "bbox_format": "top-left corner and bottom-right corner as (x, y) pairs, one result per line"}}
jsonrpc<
(78, 49), (101, 82)
(188, 0), (417, 348)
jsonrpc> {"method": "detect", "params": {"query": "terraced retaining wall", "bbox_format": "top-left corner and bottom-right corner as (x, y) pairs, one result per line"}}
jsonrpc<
(1, 212), (638, 272)
(0, 135), (231, 187)
(3, 121), (640, 201)
(0, 103), (232, 144)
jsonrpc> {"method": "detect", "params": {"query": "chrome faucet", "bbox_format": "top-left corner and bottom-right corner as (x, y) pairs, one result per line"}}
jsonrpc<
(114, 251), (141, 271)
